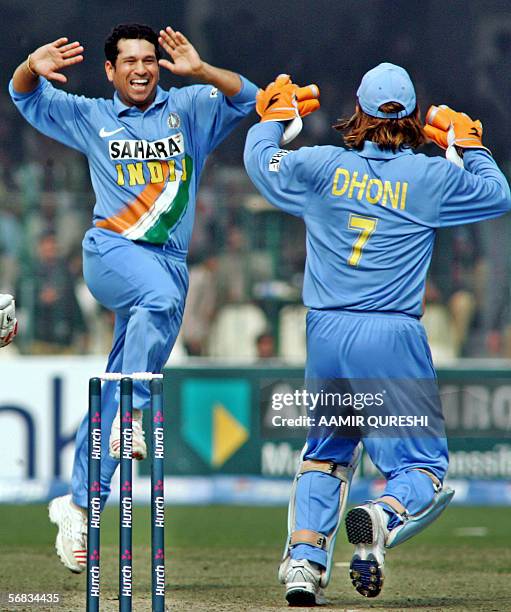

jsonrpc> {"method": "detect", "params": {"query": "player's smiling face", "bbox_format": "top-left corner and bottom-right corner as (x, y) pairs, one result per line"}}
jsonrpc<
(105, 38), (159, 111)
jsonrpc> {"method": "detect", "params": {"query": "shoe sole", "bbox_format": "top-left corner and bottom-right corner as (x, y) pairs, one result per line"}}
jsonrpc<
(286, 586), (319, 607)
(346, 508), (384, 598)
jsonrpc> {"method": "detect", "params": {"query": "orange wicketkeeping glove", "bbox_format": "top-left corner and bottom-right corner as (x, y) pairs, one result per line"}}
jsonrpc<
(256, 74), (300, 122)
(256, 76), (320, 120)
(256, 75), (320, 144)
(424, 105), (489, 153)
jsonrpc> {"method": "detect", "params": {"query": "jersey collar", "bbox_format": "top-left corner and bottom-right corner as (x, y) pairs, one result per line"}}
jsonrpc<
(358, 140), (414, 159)
(113, 86), (167, 116)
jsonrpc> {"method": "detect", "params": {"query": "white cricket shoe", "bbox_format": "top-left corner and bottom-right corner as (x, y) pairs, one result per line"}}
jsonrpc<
(345, 503), (388, 598)
(109, 408), (147, 460)
(283, 559), (327, 606)
(48, 494), (88, 573)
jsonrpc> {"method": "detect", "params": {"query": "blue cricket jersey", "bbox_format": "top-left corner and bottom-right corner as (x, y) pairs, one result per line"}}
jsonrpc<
(244, 122), (511, 316)
(9, 76), (257, 248)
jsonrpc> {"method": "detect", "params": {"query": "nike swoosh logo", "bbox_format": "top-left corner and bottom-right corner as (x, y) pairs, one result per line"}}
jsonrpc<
(265, 94), (280, 110)
(99, 126), (126, 138)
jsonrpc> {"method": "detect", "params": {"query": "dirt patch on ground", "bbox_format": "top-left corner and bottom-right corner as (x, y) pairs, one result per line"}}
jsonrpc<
(1, 506), (510, 611)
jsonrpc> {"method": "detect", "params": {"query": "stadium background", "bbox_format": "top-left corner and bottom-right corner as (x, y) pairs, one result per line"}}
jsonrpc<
(0, 2), (510, 610)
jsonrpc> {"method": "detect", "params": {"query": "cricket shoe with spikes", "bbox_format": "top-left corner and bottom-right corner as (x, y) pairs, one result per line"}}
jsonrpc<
(48, 494), (88, 573)
(345, 503), (388, 598)
(109, 407), (147, 460)
(283, 559), (327, 606)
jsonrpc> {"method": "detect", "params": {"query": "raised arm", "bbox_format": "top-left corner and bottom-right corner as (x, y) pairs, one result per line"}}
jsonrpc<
(424, 105), (511, 225)
(12, 37), (84, 93)
(158, 26), (241, 97)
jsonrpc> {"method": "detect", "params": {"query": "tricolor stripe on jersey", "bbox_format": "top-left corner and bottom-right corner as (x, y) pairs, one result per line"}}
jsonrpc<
(96, 155), (193, 243)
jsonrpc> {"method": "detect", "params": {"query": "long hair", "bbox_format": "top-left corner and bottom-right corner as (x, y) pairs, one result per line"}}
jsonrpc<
(333, 102), (427, 152)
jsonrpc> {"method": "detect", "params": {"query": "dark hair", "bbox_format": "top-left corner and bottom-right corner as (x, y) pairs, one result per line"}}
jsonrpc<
(104, 23), (160, 65)
(333, 102), (427, 152)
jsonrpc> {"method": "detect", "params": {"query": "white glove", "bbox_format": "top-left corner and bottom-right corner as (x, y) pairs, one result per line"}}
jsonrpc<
(446, 125), (464, 169)
(281, 84), (320, 146)
(0, 293), (18, 347)
(281, 116), (303, 146)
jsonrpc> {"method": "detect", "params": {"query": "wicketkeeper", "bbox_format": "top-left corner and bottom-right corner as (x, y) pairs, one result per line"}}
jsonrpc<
(244, 64), (511, 605)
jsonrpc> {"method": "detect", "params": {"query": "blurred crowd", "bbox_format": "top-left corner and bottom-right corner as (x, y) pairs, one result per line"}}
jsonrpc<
(2, 0), (511, 363)
(1, 114), (510, 364)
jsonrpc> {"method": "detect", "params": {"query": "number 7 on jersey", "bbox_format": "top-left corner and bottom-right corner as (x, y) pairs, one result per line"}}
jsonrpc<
(347, 214), (378, 266)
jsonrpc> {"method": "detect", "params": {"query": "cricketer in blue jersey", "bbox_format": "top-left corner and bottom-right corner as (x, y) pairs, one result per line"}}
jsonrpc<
(10, 23), (257, 574)
(244, 67), (511, 605)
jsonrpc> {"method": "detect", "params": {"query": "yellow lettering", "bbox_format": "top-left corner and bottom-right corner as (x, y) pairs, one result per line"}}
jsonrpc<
(181, 158), (187, 182)
(366, 179), (383, 204)
(348, 215), (378, 266)
(400, 182), (408, 210)
(167, 160), (176, 181)
(382, 181), (400, 209)
(115, 164), (125, 186)
(127, 163), (145, 186)
(348, 172), (369, 200)
(332, 168), (350, 196)
(147, 161), (164, 184)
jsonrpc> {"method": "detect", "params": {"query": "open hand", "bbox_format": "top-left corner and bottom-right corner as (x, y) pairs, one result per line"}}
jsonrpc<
(158, 27), (203, 77)
(29, 37), (84, 83)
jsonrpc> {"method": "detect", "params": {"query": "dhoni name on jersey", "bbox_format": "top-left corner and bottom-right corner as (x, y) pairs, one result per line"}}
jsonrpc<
(332, 168), (408, 211)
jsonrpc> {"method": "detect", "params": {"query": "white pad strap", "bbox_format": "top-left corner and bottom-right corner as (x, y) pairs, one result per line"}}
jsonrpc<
(375, 495), (408, 516)
(290, 529), (327, 550)
(300, 459), (350, 482)
(414, 468), (442, 492)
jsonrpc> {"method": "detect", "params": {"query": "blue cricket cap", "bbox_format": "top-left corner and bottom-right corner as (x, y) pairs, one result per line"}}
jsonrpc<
(357, 62), (416, 119)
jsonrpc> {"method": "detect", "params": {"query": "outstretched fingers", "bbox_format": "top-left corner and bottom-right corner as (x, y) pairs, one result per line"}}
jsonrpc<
(55, 40), (84, 73)
(174, 31), (189, 46)
(51, 37), (70, 48)
(157, 25), (202, 76)
(158, 36), (173, 55)
(63, 53), (84, 67)
(159, 27), (177, 52)
(60, 41), (83, 58)
(159, 26), (190, 53)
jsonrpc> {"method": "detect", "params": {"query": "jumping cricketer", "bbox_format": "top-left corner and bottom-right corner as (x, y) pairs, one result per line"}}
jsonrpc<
(10, 23), (258, 573)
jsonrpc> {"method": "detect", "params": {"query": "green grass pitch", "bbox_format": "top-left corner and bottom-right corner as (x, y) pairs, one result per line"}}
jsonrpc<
(0, 505), (509, 611)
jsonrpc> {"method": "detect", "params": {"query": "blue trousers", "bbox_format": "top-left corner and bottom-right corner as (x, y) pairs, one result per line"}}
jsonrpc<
(291, 309), (449, 567)
(71, 228), (188, 508)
